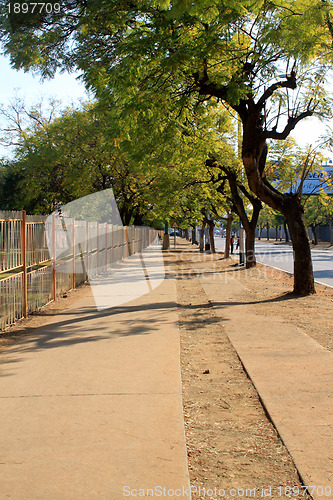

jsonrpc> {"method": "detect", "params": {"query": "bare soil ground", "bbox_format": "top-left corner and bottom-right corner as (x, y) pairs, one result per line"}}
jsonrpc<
(175, 243), (333, 500)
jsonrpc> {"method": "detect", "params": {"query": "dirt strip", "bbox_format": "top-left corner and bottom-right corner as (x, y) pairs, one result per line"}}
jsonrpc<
(174, 242), (332, 500)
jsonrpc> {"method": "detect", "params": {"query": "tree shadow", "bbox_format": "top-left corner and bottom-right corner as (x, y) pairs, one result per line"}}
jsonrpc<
(0, 298), (178, 377)
(211, 291), (298, 308)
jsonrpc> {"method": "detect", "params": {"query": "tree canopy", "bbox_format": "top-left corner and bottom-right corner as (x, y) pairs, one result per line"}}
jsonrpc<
(1, 0), (333, 293)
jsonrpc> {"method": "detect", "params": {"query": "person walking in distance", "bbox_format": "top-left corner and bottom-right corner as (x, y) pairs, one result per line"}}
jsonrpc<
(230, 235), (234, 254)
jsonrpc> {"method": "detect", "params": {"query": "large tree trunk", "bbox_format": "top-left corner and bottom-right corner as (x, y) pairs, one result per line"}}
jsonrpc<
(284, 198), (315, 295)
(132, 213), (144, 225)
(207, 220), (216, 253)
(311, 224), (318, 245)
(199, 220), (206, 253)
(197, 68), (315, 295)
(245, 226), (256, 267)
(243, 142), (315, 294)
(219, 165), (261, 267)
(224, 213), (233, 259)
(234, 194), (261, 269)
(192, 226), (197, 245)
(284, 220), (289, 242)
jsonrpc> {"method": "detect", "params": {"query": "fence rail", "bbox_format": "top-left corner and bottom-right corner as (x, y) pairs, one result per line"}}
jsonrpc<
(0, 211), (158, 332)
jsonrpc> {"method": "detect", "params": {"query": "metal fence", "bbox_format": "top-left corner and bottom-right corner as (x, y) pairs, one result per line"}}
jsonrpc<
(0, 210), (158, 332)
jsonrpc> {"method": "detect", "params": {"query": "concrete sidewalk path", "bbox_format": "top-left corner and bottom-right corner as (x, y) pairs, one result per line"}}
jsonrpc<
(187, 254), (333, 500)
(0, 251), (191, 499)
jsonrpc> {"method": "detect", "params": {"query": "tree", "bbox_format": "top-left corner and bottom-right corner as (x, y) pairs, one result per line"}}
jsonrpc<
(303, 183), (333, 245)
(205, 155), (262, 267)
(0, 99), (166, 220)
(257, 205), (286, 241)
(266, 140), (333, 244)
(2, 0), (333, 293)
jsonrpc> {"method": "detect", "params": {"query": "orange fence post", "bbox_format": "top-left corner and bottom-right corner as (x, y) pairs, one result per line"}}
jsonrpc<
(97, 222), (99, 272)
(72, 218), (75, 289)
(22, 210), (27, 318)
(115, 226), (118, 262)
(86, 221), (89, 280)
(52, 214), (56, 300)
(105, 222), (108, 270)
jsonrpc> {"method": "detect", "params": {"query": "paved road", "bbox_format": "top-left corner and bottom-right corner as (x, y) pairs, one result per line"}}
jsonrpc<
(214, 237), (333, 288)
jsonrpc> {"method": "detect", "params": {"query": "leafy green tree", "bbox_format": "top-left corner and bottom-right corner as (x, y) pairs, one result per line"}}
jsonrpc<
(304, 193), (333, 244)
(257, 205), (286, 241)
(2, 0), (333, 292)
(266, 140), (333, 243)
(206, 155), (262, 267)
(0, 99), (167, 221)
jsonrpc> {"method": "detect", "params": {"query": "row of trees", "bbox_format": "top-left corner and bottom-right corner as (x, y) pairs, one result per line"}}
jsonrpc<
(1, 0), (333, 294)
(0, 96), (239, 228)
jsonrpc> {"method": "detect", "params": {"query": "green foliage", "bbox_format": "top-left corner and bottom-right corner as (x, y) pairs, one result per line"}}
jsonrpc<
(0, 94), (237, 225)
(1, 1), (332, 188)
(304, 191), (333, 229)
(1, 1), (330, 101)
(266, 139), (328, 195)
(265, 139), (333, 232)
(1, 0), (333, 254)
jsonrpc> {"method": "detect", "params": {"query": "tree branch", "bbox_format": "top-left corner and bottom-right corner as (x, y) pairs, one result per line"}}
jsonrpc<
(256, 69), (297, 109)
(264, 110), (313, 140)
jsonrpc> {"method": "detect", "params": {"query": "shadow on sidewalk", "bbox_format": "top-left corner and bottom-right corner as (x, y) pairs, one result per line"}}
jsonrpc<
(0, 297), (178, 377)
(210, 292), (295, 309)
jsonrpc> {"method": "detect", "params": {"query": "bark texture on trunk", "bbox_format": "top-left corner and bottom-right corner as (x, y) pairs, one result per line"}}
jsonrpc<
(224, 213), (233, 259)
(245, 228), (256, 268)
(199, 221), (206, 253)
(243, 151), (315, 295)
(284, 198), (315, 295)
(207, 220), (216, 253)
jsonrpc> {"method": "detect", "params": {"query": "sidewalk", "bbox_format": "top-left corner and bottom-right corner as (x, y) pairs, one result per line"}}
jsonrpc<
(1, 238), (332, 500)
(179, 240), (333, 500)
(0, 248), (191, 499)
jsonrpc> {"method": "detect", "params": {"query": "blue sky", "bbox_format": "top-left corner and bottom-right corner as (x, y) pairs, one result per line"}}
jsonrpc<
(0, 54), (88, 106)
(0, 54), (89, 156)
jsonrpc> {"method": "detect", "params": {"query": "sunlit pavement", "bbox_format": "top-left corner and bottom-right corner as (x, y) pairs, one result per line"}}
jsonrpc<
(214, 237), (333, 288)
(0, 248), (190, 499)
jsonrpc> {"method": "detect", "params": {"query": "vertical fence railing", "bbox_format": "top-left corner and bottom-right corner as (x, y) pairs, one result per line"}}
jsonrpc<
(22, 211), (27, 318)
(0, 211), (22, 272)
(0, 211), (158, 332)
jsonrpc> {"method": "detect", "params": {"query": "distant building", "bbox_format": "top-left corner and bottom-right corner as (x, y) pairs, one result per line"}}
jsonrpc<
(298, 164), (333, 195)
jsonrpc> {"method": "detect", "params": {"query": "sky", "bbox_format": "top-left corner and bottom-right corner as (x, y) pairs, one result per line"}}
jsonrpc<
(0, 52), (332, 161)
(0, 54), (88, 106)
(0, 54), (88, 157)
